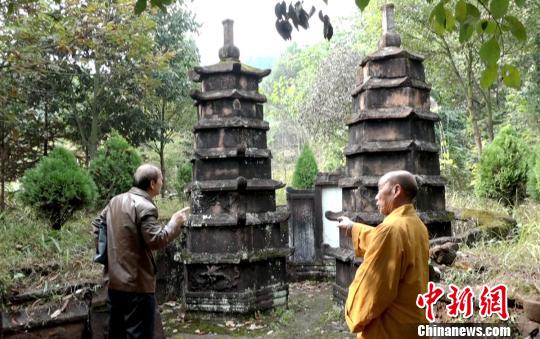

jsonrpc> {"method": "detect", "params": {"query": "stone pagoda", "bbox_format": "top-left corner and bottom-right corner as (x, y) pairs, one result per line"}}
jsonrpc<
(332, 4), (453, 302)
(182, 20), (290, 314)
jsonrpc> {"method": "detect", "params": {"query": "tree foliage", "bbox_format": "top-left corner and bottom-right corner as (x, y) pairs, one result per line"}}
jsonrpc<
(144, 2), (199, 196)
(0, 0), (201, 210)
(300, 36), (362, 171)
(292, 144), (318, 189)
(57, 0), (168, 160)
(395, 0), (537, 160)
(89, 132), (142, 207)
(474, 125), (529, 206)
(18, 147), (97, 229)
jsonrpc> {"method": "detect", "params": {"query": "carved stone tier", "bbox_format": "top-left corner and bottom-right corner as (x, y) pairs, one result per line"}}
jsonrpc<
(191, 62), (271, 80)
(189, 211), (289, 227)
(191, 89), (267, 103)
(183, 19), (288, 314)
(187, 178), (284, 192)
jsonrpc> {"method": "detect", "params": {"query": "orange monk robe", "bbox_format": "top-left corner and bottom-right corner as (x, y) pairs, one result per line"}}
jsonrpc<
(345, 204), (429, 339)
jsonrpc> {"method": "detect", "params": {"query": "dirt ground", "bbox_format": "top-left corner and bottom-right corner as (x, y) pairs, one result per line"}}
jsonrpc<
(160, 281), (355, 339)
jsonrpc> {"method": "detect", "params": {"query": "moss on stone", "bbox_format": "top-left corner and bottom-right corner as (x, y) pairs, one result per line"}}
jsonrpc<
(459, 208), (517, 239)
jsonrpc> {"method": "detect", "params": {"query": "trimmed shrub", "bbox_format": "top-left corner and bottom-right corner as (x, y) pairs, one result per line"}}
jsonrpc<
(475, 125), (529, 206)
(527, 143), (540, 201)
(89, 132), (142, 207)
(18, 147), (97, 229)
(176, 160), (192, 201)
(292, 144), (318, 189)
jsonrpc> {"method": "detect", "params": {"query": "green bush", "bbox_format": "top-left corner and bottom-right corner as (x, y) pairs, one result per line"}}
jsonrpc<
(527, 143), (540, 201)
(18, 147), (97, 229)
(176, 160), (192, 201)
(89, 131), (142, 207)
(292, 144), (318, 189)
(474, 125), (529, 206)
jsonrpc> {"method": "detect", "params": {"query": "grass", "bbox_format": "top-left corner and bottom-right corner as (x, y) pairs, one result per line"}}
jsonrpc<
(0, 204), (101, 300)
(445, 191), (540, 300)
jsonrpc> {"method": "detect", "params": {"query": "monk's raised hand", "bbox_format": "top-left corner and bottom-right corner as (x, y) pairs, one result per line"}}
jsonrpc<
(337, 216), (352, 228)
(337, 216), (353, 237)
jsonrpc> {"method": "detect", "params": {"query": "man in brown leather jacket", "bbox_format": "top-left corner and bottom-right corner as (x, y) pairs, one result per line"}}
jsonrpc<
(93, 164), (188, 338)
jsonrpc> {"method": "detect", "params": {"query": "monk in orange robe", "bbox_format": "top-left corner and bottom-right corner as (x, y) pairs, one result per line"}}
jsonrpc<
(337, 170), (429, 339)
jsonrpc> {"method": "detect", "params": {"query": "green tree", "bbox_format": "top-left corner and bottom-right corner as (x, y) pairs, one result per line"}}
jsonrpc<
(300, 34), (363, 171)
(475, 125), (529, 206)
(18, 147), (97, 229)
(292, 144), (318, 189)
(262, 43), (329, 184)
(394, 0), (533, 158)
(0, 1), (69, 209)
(89, 132), (142, 207)
(145, 2), (199, 197)
(55, 0), (170, 161)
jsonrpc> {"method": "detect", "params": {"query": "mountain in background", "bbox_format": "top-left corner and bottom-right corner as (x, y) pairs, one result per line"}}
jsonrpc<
(243, 55), (278, 70)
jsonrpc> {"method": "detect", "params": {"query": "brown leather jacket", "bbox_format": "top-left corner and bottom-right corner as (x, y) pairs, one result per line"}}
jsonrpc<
(93, 187), (181, 293)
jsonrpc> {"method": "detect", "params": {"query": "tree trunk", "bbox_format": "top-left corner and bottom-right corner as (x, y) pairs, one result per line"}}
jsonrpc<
(43, 104), (48, 156)
(0, 119), (5, 211)
(466, 50), (482, 158)
(88, 62), (101, 160)
(482, 87), (494, 142)
(88, 109), (99, 160)
(438, 38), (483, 158)
(160, 99), (166, 198)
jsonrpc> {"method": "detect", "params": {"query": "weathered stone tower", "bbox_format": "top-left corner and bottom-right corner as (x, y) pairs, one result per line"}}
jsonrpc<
(182, 20), (289, 313)
(333, 4), (452, 302)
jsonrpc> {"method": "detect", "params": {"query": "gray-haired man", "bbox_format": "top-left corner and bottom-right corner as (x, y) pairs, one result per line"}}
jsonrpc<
(93, 164), (188, 338)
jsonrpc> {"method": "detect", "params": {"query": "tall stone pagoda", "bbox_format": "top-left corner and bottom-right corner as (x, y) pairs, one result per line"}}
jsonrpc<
(182, 20), (290, 313)
(333, 4), (453, 302)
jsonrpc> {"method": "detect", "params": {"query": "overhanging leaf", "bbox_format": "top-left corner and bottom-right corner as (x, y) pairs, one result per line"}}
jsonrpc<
(490, 0), (509, 19)
(134, 0), (147, 14)
(476, 19), (497, 35)
(480, 65), (498, 88)
(466, 3), (480, 24)
(479, 38), (500, 66)
(355, 0), (370, 11)
(501, 64), (521, 88)
(431, 16), (446, 35)
(514, 0), (525, 7)
(505, 15), (527, 41)
(445, 9), (456, 31)
(455, 0), (467, 23)
(484, 20), (498, 34)
(430, 2), (447, 27)
(477, 19), (488, 34)
(459, 23), (474, 43)
(7, 1), (15, 14)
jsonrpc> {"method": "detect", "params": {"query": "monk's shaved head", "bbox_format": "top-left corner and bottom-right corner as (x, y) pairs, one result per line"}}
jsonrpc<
(133, 164), (162, 191)
(379, 170), (418, 201)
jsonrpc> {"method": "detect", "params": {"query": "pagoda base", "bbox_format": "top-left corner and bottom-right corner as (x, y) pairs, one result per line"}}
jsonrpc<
(185, 283), (288, 314)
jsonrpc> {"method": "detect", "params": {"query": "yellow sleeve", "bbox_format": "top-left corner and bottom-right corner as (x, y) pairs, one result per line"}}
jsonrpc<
(346, 224), (403, 332)
(351, 223), (376, 257)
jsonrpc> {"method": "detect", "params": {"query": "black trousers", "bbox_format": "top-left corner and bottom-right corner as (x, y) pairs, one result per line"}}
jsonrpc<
(107, 289), (156, 339)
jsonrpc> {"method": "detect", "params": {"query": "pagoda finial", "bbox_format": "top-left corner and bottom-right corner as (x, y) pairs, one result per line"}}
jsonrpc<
(378, 4), (401, 49)
(219, 19), (240, 61)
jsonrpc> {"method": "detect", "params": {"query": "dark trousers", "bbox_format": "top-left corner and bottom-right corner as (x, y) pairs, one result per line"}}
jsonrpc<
(107, 289), (156, 339)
